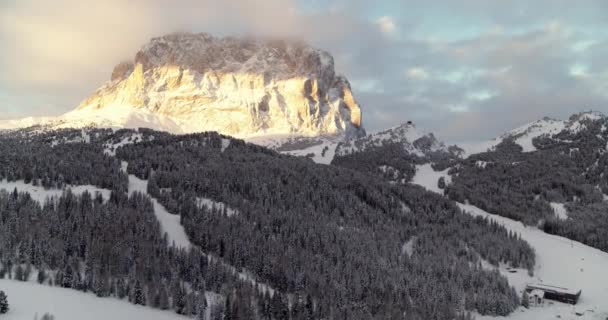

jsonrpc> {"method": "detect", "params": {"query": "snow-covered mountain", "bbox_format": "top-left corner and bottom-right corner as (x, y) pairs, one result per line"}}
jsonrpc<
(460, 111), (606, 156)
(336, 121), (460, 158)
(0, 33), (363, 141)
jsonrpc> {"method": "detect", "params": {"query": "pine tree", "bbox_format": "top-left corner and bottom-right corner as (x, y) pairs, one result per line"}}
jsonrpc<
(159, 285), (170, 310)
(521, 291), (530, 308)
(37, 268), (47, 284)
(0, 290), (9, 314)
(14, 265), (25, 281)
(132, 280), (146, 306)
(198, 293), (208, 320)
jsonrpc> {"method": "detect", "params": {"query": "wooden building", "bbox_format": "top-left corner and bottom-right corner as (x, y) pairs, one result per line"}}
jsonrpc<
(525, 284), (581, 305)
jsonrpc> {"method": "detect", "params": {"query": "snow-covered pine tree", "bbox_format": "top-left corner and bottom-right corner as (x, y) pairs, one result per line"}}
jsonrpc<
(0, 290), (9, 314)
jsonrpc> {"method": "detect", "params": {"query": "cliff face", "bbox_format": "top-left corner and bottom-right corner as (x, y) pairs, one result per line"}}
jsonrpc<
(76, 32), (363, 138)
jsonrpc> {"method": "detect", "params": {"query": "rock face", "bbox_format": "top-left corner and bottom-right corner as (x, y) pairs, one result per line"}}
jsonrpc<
(76, 32), (363, 138)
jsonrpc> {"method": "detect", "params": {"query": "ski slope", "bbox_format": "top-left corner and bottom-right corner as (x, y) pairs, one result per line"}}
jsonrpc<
(0, 279), (188, 320)
(412, 165), (608, 320)
(123, 162), (192, 250)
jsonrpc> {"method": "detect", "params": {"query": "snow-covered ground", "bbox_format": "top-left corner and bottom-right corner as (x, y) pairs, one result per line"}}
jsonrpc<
(458, 113), (605, 157)
(0, 180), (111, 204)
(412, 165), (608, 320)
(0, 279), (189, 320)
(104, 132), (143, 156)
(281, 139), (339, 164)
(410, 164), (451, 194)
(196, 197), (238, 217)
(123, 163), (192, 250)
(550, 202), (569, 220)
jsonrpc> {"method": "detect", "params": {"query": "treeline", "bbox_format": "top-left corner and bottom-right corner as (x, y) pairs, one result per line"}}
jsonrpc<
(117, 131), (535, 319)
(0, 128), (127, 192)
(332, 143), (419, 183)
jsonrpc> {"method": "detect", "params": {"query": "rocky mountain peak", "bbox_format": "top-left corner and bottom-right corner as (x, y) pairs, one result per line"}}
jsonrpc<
(73, 32), (362, 139)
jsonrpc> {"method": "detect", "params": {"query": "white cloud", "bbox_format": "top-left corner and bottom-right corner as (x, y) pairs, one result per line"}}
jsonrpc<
(406, 67), (429, 80)
(376, 16), (396, 35)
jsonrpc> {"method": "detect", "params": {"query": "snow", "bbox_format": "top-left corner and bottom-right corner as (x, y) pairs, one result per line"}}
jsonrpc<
(457, 139), (499, 157)
(476, 161), (489, 169)
(126, 169), (192, 250)
(104, 132), (143, 156)
(0, 180), (111, 204)
(196, 197), (238, 217)
(0, 279), (189, 320)
(410, 164), (451, 194)
(335, 123), (447, 158)
(550, 202), (569, 220)
(411, 166), (608, 320)
(459, 118), (566, 156)
(220, 138), (231, 152)
(281, 139), (339, 165)
(511, 120), (565, 152)
(402, 237), (417, 258)
(461, 203), (608, 320)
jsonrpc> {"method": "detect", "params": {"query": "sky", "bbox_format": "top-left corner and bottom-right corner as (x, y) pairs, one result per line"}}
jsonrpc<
(1, 0), (608, 142)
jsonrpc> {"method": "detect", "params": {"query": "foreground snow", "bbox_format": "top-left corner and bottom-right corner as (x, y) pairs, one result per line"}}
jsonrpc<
(0, 180), (111, 203)
(0, 279), (188, 320)
(412, 165), (608, 320)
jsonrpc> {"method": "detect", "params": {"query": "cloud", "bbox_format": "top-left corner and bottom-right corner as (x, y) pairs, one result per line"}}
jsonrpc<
(0, 0), (304, 112)
(2, 0), (608, 142)
(376, 16), (397, 35)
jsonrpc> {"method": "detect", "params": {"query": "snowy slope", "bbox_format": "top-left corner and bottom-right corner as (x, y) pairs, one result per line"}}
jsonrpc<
(123, 162), (192, 249)
(459, 112), (606, 157)
(0, 279), (189, 320)
(410, 164), (451, 194)
(0, 180), (111, 204)
(281, 139), (340, 164)
(458, 118), (566, 156)
(0, 105), (186, 134)
(411, 165), (608, 320)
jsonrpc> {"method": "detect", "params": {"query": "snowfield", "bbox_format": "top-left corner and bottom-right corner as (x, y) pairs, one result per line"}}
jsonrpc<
(410, 164), (451, 194)
(281, 139), (339, 164)
(0, 180), (111, 204)
(0, 279), (189, 320)
(412, 165), (608, 320)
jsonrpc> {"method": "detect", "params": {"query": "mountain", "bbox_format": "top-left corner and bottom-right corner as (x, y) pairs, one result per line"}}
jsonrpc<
(445, 110), (608, 253)
(331, 121), (462, 182)
(459, 111), (605, 156)
(335, 121), (460, 157)
(0, 33), (363, 141)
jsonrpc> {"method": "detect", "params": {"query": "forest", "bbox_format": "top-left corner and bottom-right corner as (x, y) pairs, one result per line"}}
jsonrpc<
(0, 127), (537, 319)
